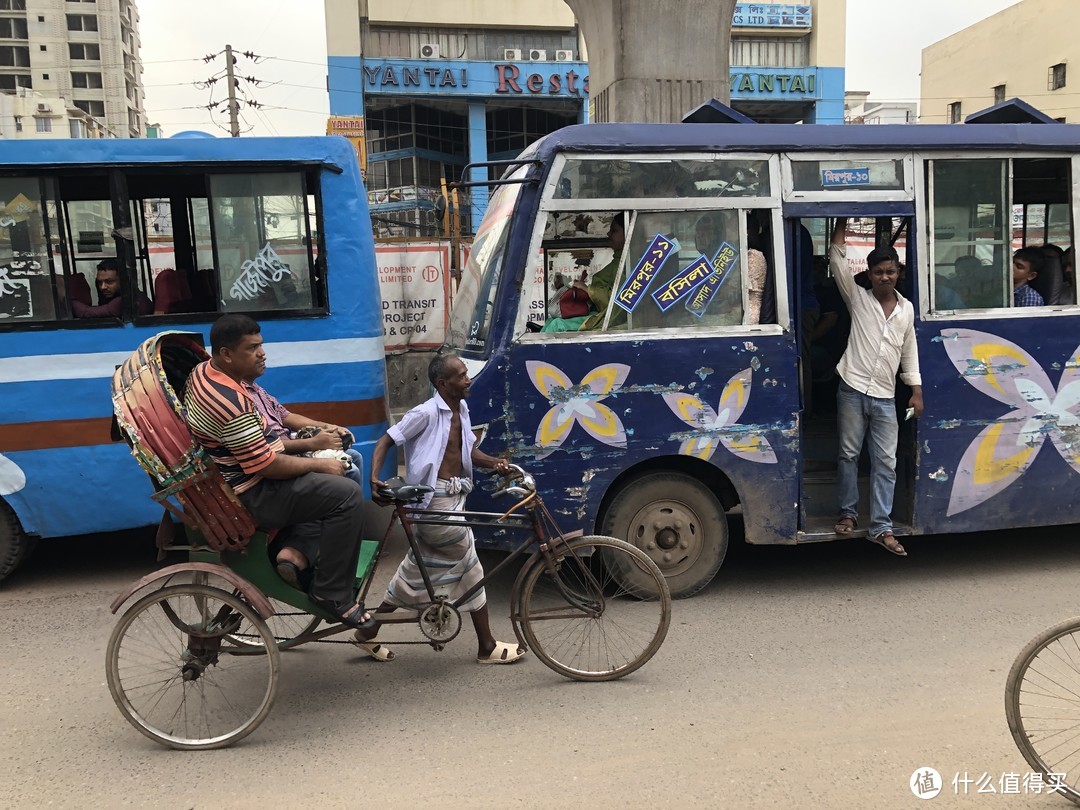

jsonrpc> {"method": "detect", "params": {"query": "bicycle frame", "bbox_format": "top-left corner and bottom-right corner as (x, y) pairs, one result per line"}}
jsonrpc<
(360, 488), (584, 622)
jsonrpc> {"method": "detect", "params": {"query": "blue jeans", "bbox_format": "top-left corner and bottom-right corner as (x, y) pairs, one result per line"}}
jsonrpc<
(836, 380), (898, 538)
(344, 448), (365, 488)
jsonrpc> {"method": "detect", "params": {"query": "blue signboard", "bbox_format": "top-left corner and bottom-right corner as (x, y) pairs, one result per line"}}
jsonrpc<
(614, 234), (678, 313)
(686, 243), (739, 318)
(821, 167), (871, 188)
(652, 256), (715, 313)
(733, 3), (812, 28)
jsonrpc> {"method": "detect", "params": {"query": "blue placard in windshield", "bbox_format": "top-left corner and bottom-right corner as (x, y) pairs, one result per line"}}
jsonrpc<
(685, 243), (739, 318)
(614, 233), (678, 313)
(821, 167), (870, 188)
(651, 255), (715, 313)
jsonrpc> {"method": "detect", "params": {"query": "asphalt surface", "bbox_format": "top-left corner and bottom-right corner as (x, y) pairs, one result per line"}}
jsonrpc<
(3, 521), (1080, 808)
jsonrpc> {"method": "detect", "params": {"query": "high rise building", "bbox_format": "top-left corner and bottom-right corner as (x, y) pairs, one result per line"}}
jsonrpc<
(0, 0), (146, 138)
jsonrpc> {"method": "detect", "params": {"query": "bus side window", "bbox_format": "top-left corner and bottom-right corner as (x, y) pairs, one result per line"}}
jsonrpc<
(622, 210), (757, 331)
(929, 157), (1074, 312)
(0, 176), (58, 322)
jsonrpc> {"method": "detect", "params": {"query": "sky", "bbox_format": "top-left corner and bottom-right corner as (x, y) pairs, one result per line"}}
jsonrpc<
(139, 0), (1025, 137)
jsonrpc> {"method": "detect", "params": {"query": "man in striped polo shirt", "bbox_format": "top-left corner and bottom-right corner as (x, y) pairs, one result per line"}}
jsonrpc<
(184, 314), (374, 630)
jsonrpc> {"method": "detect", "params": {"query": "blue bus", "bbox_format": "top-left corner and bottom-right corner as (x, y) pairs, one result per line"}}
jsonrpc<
(448, 119), (1080, 597)
(0, 135), (390, 582)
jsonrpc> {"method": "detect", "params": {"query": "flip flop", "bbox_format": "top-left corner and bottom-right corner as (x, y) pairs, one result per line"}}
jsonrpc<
(834, 515), (857, 534)
(870, 532), (908, 557)
(351, 635), (395, 662)
(477, 640), (527, 665)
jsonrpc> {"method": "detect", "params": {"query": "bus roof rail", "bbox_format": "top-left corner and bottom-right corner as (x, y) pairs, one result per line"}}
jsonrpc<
(450, 159), (541, 190)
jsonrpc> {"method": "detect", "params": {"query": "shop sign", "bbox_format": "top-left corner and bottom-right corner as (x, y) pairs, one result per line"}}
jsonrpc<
(326, 116), (366, 173)
(362, 60), (589, 99)
(732, 3), (812, 28)
(730, 70), (816, 96)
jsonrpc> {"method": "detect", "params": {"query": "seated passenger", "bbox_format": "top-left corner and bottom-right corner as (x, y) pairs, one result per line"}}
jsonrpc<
(542, 214), (624, 332)
(1013, 247), (1046, 308)
(245, 369), (366, 492)
(73, 258), (152, 318)
(183, 313), (375, 630)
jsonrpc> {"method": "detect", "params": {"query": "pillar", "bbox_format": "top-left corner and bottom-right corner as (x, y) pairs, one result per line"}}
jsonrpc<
(467, 102), (488, 228)
(564, 0), (737, 123)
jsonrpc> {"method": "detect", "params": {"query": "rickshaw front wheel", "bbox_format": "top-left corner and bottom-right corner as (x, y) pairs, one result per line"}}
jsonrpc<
(106, 583), (280, 750)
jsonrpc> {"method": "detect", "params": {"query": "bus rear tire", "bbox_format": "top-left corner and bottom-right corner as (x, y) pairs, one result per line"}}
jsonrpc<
(601, 472), (728, 599)
(0, 499), (33, 584)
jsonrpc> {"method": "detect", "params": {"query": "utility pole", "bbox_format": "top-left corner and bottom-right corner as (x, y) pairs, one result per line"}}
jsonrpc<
(224, 43), (240, 137)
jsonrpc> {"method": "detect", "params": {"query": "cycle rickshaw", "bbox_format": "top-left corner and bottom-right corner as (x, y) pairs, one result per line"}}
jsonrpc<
(106, 332), (671, 750)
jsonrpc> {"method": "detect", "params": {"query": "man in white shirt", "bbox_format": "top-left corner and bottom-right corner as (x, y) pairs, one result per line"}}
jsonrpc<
(359, 353), (526, 664)
(830, 218), (923, 556)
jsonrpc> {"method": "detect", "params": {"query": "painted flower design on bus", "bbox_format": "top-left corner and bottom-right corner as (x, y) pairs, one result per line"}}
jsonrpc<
(0, 453), (25, 496)
(526, 360), (629, 458)
(662, 368), (777, 464)
(940, 329), (1080, 516)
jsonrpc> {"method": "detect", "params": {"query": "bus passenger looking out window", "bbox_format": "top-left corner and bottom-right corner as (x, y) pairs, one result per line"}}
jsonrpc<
(1012, 247), (1045, 307)
(72, 258), (152, 318)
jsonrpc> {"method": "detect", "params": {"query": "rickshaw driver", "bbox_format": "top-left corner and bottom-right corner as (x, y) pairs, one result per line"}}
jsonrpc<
(361, 352), (526, 665)
(183, 314), (376, 631)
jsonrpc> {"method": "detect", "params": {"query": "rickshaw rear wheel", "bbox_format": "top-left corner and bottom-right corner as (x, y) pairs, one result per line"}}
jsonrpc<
(106, 584), (279, 750)
(601, 472), (728, 599)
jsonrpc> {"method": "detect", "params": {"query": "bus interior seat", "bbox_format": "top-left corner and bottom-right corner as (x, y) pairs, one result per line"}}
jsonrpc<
(153, 268), (193, 314)
(1031, 247), (1064, 305)
(67, 273), (92, 308)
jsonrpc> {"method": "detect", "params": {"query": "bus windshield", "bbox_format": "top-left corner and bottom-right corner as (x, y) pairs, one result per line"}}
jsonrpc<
(447, 165), (529, 353)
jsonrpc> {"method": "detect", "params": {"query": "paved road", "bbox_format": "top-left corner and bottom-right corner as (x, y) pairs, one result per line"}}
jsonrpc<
(3, 523), (1080, 809)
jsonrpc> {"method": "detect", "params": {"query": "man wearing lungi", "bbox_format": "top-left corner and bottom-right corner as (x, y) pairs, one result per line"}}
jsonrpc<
(358, 352), (526, 665)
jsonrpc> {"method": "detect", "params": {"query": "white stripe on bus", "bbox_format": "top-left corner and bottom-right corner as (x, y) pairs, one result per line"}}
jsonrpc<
(0, 336), (385, 383)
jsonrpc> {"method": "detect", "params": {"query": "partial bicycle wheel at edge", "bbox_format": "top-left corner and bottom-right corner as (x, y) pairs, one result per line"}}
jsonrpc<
(516, 536), (671, 682)
(106, 584), (280, 750)
(1005, 616), (1080, 805)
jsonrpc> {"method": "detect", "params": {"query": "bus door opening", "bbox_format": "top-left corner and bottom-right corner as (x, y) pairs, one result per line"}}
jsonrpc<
(792, 216), (917, 536)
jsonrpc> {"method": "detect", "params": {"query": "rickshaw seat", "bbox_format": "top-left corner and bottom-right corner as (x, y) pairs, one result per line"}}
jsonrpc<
(112, 332), (259, 553)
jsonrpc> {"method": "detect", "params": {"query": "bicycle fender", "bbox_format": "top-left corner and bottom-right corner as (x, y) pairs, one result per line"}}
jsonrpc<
(109, 561), (275, 619)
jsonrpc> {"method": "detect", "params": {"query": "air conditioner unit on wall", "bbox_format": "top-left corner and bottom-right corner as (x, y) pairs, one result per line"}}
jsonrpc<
(503, 48), (523, 61)
(419, 43), (440, 59)
(529, 49), (547, 61)
(36, 103), (50, 113)
(555, 49), (574, 62)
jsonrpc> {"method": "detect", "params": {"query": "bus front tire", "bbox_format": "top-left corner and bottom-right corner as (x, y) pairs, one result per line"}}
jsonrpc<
(0, 499), (33, 585)
(601, 472), (728, 599)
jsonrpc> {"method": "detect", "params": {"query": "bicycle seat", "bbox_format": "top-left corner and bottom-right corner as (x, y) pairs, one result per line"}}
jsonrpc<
(380, 476), (434, 503)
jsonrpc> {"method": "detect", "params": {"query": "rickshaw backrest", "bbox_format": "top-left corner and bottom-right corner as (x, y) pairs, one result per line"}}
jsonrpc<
(111, 331), (257, 552)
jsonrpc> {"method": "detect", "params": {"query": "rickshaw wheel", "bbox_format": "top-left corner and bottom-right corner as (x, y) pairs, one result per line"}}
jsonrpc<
(106, 584), (279, 750)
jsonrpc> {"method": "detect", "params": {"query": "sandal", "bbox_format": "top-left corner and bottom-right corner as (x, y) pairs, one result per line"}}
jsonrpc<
(312, 597), (377, 631)
(834, 515), (857, 534)
(275, 560), (311, 591)
(870, 532), (908, 557)
(351, 633), (396, 662)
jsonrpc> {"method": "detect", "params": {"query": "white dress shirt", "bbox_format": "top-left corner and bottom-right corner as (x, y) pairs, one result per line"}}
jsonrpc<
(388, 391), (475, 509)
(830, 243), (922, 398)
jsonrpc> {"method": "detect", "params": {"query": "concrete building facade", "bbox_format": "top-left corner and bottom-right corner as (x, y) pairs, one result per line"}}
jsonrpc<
(0, 0), (145, 138)
(325, 0), (848, 236)
(0, 85), (108, 137)
(921, 0), (1077, 124)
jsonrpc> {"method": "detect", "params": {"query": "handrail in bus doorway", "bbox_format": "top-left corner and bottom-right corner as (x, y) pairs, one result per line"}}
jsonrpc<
(451, 158), (542, 190)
